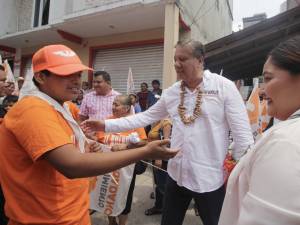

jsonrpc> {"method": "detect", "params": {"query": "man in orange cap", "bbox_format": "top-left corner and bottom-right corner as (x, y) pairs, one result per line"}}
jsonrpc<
(0, 44), (178, 225)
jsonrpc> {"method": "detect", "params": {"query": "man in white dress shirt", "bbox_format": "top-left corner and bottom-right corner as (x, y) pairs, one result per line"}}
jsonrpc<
(82, 40), (254, 225)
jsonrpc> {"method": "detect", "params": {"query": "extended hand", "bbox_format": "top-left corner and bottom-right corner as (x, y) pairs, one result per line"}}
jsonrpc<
(111, 140), (147, 152)
(127, 140), (148, 149)
(86, 140), (104, 153)
(81, 119), (105, 133)
(144, 139), (179, 160)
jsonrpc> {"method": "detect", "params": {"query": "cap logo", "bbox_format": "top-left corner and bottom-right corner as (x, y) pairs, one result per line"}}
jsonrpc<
(53, 50), (76, 57)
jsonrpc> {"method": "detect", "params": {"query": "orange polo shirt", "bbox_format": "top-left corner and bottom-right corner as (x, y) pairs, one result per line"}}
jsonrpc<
(0, 96), (90, 225)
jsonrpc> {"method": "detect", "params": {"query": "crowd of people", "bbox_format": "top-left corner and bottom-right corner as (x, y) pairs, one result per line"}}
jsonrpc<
(0, 35), (299, 225)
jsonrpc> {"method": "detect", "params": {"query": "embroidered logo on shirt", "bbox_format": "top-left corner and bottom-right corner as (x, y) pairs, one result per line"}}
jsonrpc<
(203, 90), (219, 95)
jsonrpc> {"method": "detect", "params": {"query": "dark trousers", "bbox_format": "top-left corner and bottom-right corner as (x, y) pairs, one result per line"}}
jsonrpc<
(153, 161), (168, 209)
(161, 175), (225, 225)
(0, 186), (8, 225)
(121, 172), (136, 215)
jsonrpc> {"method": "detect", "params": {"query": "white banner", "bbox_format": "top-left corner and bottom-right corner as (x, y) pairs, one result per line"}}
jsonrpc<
(89, 163), (135, 216)
(246, 78), (261, 141)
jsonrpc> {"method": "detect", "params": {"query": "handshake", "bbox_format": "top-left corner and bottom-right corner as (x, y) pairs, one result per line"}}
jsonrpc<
(81, 120), (179, 160)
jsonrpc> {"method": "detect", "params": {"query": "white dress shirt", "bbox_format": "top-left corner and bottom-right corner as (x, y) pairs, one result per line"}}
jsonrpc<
(219, 111), (300, 225)
(105, 70), (253, 193)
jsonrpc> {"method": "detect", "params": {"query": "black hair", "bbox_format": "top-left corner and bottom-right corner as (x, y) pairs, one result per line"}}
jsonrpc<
(3, 95), (18, 105)
(141, 82), (148, 88)
(0, 65), (5, 71)
(268, 35), (300, 76)
(94, 70), (111, 84)
(152, 80), (160, 85)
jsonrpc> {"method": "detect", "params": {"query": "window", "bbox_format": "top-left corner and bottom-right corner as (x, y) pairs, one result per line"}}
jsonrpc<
(33, 0), (50, 27)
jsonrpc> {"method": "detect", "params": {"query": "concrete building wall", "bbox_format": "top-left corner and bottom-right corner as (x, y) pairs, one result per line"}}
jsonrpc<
(0, 0), (18, 36)
(20, 28), (164, 81)
(0, 0), (157, 36)
(47, 0), (161, 24)
(243, 13), (267, 28)
(56, 0), (147, 18)
(280, 0), (299, 12)
(72, 0), (139, 13)
(0, 0), (34, 36)
(17, 0), (34, 31)
(178, 0), (233, 44)
(48, 0), (68, 24)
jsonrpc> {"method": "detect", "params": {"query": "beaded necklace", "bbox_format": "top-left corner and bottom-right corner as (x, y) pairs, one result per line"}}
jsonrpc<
(178, 81), (203, 125)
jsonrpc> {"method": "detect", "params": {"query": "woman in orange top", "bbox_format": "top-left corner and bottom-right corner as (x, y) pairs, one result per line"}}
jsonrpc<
(98, 95), (147, 225)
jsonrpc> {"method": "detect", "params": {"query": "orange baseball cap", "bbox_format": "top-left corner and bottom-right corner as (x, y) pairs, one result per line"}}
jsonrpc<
(32, 44), (93, 76)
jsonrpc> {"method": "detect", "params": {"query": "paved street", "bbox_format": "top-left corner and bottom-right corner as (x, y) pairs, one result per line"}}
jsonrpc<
(91, 169), (202, 225)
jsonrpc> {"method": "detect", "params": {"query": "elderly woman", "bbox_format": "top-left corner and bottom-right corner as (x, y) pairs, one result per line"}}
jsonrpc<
(218, 36), (300, 225)
(97, 95), (147, 225)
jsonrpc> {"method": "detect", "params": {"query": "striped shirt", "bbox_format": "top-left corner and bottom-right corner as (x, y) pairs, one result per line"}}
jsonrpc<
(79, 89), (120, 120)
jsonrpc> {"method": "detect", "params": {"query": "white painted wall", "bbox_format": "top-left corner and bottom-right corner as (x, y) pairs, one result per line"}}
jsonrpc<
(0, 0), (18, 36)
(0, 0), (34, 36)
(179, 0), (233, 44)
(48, 0), (68, 24)
(48, 0), (152, 24)
(17, 0), (34, 31)
(280, 0), (299, 12)
(72, 0), (138, 13)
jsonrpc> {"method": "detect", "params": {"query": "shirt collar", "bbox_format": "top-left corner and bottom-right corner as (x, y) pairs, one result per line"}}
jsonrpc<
(93, 89), (114, 97)
(288, 109), (300, 120)
(184, 70), (210, 94)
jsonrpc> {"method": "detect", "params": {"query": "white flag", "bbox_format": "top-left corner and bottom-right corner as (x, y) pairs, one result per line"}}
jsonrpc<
(126, 67), (135, 94)
(19, 66), (34, 99)
(4, 60), (15, 83)
(4, 59), (21, 95)
(220, 69), (223, 76)
(246, 78), (261, 141)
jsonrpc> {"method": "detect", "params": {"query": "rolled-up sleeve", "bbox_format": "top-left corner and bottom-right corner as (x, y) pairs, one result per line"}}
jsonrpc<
(105, 93), (169, 132)
(224, 81), (254, 160)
